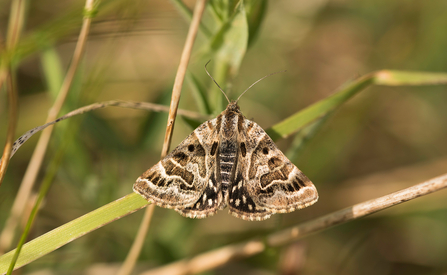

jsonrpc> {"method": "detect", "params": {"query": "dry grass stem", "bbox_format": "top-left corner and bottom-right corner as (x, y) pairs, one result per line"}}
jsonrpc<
(118, 1), (208, 275)
(5, 0), (26, 49)
(161, 0), (208, 156)
(4, 100), (210, 161)
(0, 0), (96, 254)
(116, 204), (154, 275)
(266, 173), (447, 246)
(0, 0), (26, 186)
(0, 72), (18, 186)
(141, 173), (447, 275)
(140, 241), (265, 275)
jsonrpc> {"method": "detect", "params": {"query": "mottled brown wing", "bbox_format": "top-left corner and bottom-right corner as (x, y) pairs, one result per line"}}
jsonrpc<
(174, 116), (225, 218)
(228, 163), (274, 220)
(175, 169), (223, 219)
(133, 119), (216, 209)
(227, 117), (275, 221)
(241, 119), (318, 214)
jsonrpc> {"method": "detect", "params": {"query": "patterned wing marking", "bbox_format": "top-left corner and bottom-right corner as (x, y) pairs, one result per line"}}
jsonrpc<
(133, 119), (216, 208)
(243, 120), (318, 213)
(176, 171), (222, 218)
(228, 170), (273, 221)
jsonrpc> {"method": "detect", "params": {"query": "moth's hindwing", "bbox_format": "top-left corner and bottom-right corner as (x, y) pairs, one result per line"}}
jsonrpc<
(240, 119), (318, 214)
(175, 170), (223, 218)
(228, 164), (274, 221)
(133, 119), (215, 209)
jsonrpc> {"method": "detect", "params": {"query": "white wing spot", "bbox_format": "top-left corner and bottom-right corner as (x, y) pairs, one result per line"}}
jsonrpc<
(230, 199), (233, 203)
(242, 195), (247, 204)
(238, 181), (242, 189)
(203, 193), (207, 202)
(208, 199), (213, 206)
(214, 187), (217, 192)
(196, 202), (201, 209)
(232, 186), (237, 192)
(248, 204), (253, 210)
(209, 180), (213, 188)
(235, 199), (240, 206)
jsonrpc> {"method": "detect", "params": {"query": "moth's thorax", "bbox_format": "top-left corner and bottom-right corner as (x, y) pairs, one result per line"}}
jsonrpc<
(220, 101), (243, 138)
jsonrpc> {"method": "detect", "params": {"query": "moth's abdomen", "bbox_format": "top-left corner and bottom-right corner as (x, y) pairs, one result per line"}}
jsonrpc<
(219, 140), (237, 194)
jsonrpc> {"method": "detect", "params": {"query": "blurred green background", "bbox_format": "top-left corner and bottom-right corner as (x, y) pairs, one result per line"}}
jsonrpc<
(1, 0), (447, 274)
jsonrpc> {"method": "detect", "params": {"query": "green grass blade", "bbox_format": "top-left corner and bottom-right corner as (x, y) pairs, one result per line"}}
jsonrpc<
(187, 71), (212, 115)
(0, 193), (148, 273)
(208, 1), (249, 111)
(286, 111), (334, 162)
(245, 0), (268, 47)
(41, 47), (64, 97)
(266, 74), (375, 140)
(266, 70), (447, 141)
(210, 1), (248, 76)
(6, 146), (66, 274)
(374, 70), (447, 85)
(169, 0), (212, 37)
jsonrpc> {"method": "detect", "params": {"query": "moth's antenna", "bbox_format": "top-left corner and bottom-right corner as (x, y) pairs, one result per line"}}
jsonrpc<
(236, 70), (287, 103)
(205, 60), (231, 104)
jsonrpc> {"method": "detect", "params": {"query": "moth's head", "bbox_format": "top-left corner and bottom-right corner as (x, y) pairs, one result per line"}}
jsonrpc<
(227, 101), (241, 112)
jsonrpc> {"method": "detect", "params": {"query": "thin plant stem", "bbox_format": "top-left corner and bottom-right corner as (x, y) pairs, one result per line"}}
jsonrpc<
(117, 1), (208, 274)
(5, 0), (27, 49)
(0, 72), (18, 186)
(5, 100), (210, 161)
(169, 0), (212, 37)
(0, 0), (97, 254)
(161, 0), (208, 156)
(116, 203), (155, 275)
(140, 173), (447, 275)
(0, 0), (26, 187)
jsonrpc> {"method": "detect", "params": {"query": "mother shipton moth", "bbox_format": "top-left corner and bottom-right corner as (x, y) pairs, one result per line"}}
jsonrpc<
(133, 66), (318, 221)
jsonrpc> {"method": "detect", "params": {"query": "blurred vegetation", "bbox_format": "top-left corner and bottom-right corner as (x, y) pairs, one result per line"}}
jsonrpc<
(1, 0), (447, 274)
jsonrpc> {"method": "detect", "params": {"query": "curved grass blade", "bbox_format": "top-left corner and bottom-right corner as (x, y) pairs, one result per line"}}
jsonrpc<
(208, 1), (249, 111)
(169, 0), (211, 37)
(0, 193), (148, 273)
(266, 70), (447, 141)
(187, 71), (212, 115)
(2, 100), (209, 162)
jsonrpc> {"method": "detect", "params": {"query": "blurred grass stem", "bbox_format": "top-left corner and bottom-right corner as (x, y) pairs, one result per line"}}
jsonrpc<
(117, 1), (208, 275)
(0, 73), (18, 186)
(0, 0), (26, 187)
(0, 0), (96, 254)
(140, 173), (447, 275)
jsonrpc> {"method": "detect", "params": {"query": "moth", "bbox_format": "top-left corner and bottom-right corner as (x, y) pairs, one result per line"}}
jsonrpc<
(133, 71), (318, 221)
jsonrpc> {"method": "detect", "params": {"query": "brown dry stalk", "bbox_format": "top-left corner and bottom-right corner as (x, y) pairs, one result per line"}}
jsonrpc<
(161, 0), (208, 156)
(4, 100), (209, 161)
(0, 0), (96, 254)
(140, 173), (447, 275)
(0, 0), (26, 186)
(116, 204), (155, 275)
(5, 0), (26, 49)
(117, 1), (208, 275)
(0, 72), (18, 186)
